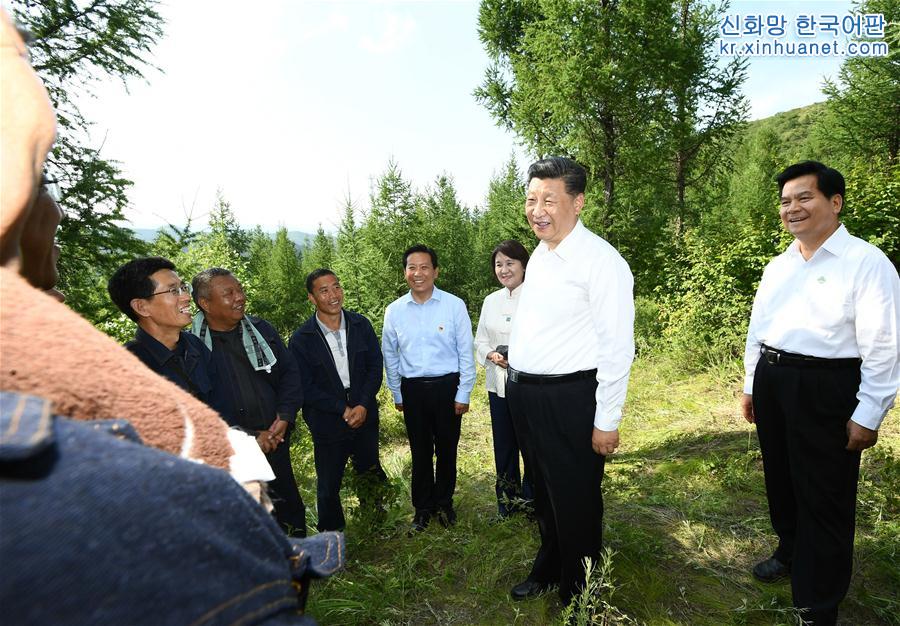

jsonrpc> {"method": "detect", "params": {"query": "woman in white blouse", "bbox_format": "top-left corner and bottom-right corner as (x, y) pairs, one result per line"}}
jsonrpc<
(474, 240), (534, 518)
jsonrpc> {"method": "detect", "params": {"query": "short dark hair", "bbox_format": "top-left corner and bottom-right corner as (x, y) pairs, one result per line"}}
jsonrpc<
(108, 257), (176, 322)
(306, 268), (337, 293)
(402, 244), (438, 269)
(191, 268), (234, 307)
(491, 240), (530, 275)
(527, 157), (587, 196)
(776, 161), (845, 200)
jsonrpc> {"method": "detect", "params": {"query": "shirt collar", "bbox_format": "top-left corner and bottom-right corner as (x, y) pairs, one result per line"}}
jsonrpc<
(819, 223), (850, 257)
(135, 326), (183, 366)
(506, 284), (523, 299)
(315, 310), (345, 335)
(787, 223), (849, 259)
(402, 285), (444, 305)
(540, 220), (586, 261)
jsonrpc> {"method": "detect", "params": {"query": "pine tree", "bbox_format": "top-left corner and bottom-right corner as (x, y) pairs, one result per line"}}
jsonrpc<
(11, 0), (164, 321)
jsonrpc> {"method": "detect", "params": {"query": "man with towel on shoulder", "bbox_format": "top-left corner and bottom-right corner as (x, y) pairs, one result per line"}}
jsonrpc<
(192, 267), (307, 537)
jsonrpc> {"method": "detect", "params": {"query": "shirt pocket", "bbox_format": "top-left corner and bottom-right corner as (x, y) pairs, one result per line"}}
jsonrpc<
(804, 271), (851, 328)
(434, 317), (453, 338)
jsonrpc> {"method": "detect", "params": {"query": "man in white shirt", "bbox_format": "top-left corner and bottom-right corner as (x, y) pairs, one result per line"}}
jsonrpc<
(506, 157), (635, 605)
(742, 161), (900, 625)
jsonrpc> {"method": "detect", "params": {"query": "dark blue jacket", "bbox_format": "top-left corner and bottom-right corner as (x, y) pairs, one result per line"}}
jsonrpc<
(126, 328), (226, 416)
(210, 316), (304, 432)
(0, 392), (327, 625)
(288, 310), (383, 443)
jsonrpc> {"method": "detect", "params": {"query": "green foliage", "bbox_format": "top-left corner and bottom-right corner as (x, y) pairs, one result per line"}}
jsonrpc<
(561, 551), (637, 625)
(420, 175), (477, 317)
(634, 296), (663, 356)
(11, 0), (164, 322)
(256, 228), (309, 337)
(658, 225), (771, 371)
(476, 0), (748, 294)
(820, 0), (900, 163)
(842, 160), (900, 267)
(302, 227), (336, 276)
(152, 215), (201, 260)
(332, 199), (373, 316)
(176, 192), (251, 278)
(656, 120), (788, 370)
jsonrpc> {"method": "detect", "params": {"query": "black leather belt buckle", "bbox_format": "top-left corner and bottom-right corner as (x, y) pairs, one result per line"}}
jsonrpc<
(509, 368), (520, 384)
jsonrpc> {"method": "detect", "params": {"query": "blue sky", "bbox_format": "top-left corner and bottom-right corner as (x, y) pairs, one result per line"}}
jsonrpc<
(76, 0), (860, 233)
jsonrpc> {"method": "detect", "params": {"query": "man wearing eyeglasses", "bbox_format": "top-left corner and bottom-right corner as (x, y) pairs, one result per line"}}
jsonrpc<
(108, 256), (222, 411)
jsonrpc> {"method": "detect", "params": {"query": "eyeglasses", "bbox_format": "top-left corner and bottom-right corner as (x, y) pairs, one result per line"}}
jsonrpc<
(150, 282), (192, 298)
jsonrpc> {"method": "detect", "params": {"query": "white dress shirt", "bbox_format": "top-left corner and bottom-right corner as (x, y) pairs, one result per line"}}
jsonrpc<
(744, 224), (900, 430)
(474, 284), (522, 398)
(509, 220), (635, 431)
(316, 311), (351, 389)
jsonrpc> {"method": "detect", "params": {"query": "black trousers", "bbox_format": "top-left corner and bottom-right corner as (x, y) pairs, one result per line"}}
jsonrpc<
(488, 391), (534, 516)
(506, 376), (605, 604)
(266, 427), (307, 538)
(313, 425), (387, 532)
(753, 357), (862, 625)
(400, 373), (461, 514)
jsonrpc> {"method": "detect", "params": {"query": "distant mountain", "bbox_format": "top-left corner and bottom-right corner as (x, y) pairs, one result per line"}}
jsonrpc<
(131, 228), (314, 248)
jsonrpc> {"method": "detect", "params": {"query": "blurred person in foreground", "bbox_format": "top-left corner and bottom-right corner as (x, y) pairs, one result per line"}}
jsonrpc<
(192, 267), (308, 537)
(473, 240), (534, 518)
(741, 160), (899, 625)
(0, 12), (340, 623)
(506, 157), (635, 605)
(289, 268), (389, 532)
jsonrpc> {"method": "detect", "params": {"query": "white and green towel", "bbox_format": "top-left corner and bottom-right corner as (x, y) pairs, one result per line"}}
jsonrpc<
(191, 312), (277, 373)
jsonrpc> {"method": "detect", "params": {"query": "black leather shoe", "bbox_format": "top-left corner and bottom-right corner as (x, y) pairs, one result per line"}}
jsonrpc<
(752, 557), (790, 583)
(436, 506), (457, 528)
(407, 511), (431, 536)
(510, 579), (552, 601)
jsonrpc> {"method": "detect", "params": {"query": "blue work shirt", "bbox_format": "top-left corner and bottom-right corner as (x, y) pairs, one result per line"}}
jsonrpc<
(382, 286), (476, 405)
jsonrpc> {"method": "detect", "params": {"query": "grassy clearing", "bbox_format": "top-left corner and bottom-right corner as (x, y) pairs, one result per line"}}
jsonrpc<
(293, 357), (899, 625)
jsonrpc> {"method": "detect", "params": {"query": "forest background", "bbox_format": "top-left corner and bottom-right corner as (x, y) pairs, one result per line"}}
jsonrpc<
(11, 0), (899, 624)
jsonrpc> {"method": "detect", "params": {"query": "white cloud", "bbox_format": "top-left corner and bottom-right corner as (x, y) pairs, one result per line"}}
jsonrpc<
(359, 13), (415, 54)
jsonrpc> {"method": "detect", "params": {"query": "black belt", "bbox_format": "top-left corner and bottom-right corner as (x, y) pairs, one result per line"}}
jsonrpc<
(508, 367), (597, 385)
(402, 372), (459, 384)
(760, 345), (861, 369)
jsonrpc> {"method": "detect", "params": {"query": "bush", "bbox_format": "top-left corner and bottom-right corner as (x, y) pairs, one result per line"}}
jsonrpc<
(657, 220), (786, 371)
(633, 296), (663, 356)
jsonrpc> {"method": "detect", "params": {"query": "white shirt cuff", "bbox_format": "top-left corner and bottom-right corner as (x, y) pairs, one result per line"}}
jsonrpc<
(594, 409), (622, 431)
(743, 375), (754, 395)
(850, 399), (886, 431)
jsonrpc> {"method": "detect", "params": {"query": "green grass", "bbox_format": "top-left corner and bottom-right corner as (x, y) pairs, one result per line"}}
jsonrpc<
(292, 357), (900, 625)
